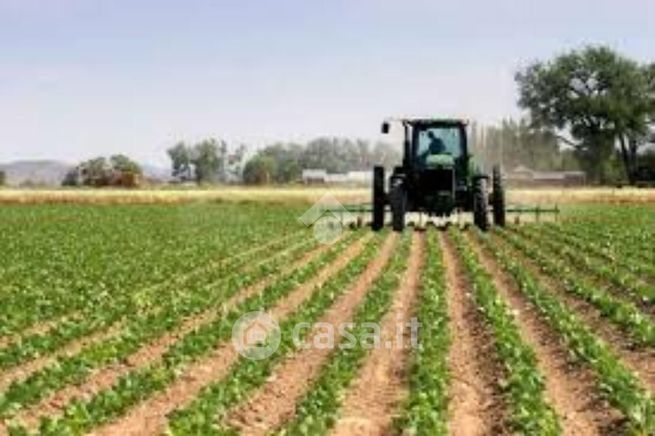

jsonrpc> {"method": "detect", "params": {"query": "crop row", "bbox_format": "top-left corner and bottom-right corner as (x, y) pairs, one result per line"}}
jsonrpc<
(29, 231), (367, 435)
(519, 225), (654, 305)
(0, 204), (297, 288)
(478, 230), (655, 434)
(498, 229), (655, 346)
(0, 229), (310, 376)
(393, 229), (450, 435)
(562, 208), (654, 265)
(1, 230), (324, 426)
(168, 233), (391, 434)
(536, 224), (655, 286)
(450, 230), (560, 434)
(0, 204), (302, 336)
(277, 231), (412, 435)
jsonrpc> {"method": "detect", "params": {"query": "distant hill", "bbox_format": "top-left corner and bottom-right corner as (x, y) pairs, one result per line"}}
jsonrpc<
(0, 160), (73, 186)
(0, 160), (172, 186)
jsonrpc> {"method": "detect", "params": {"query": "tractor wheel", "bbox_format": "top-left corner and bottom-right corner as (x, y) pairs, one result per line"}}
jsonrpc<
(390, 182), (406, 232)
(372, 166), (385, 231)
(492, 165), (506, 227)
(473, 177), (489, 231)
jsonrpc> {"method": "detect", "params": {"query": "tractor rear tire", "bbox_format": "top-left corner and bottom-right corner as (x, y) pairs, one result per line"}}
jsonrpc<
(372, 166), (385, 231)
(492, 165), (506, 227)
(473, 177), (489, 231)
(390, 182), (406, 232)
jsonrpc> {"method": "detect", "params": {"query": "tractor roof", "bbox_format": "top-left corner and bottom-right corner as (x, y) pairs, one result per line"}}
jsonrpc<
(389, 117), (469, 127)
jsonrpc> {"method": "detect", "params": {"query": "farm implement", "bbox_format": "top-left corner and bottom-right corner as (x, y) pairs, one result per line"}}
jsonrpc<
(327, 202), (560, 230)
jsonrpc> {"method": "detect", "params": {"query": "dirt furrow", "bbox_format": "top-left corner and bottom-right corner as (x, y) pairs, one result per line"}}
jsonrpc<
(223, 233), (399, 435)
(88, 234), (375, 436)
(12, 237), (338, 431)
(496, 234), (655, 392)
(442, 232), (506, 436)
(468, 233), (622, 436)
(329, 232), (424, 436)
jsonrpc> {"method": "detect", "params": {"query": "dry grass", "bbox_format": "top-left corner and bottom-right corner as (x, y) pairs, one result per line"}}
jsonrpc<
(0, 186), (653, 205)
(507, 187), (655, 205)
(0, 187), (369, 205)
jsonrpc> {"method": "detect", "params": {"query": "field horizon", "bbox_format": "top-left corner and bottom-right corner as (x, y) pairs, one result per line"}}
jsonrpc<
(0, 186), (654, 206)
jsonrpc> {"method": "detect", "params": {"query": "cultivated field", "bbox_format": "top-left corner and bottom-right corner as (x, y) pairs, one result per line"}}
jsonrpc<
(0, 202), (653, 435)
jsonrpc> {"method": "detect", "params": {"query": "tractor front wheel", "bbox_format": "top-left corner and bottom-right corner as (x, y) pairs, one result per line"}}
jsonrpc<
(473, 177), (489, 231)
(492, 165), (506, 227)
(390, 181), (406, 232)
(372, 166), (385, 231)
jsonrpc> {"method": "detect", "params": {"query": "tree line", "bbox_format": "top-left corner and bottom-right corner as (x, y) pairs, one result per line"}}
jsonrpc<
(165, 137), (400, 185)
(242, 138), (400, 184)
(54, 45), (653, 188)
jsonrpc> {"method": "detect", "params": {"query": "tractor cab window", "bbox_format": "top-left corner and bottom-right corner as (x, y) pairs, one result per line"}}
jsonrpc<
(415, 126), (463, 166)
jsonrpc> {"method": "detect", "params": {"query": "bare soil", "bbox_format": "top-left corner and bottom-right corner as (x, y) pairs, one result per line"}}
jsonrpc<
(467, 232), (623, 435)
(441, 232), (508, 436)
(329, 231), (424, 436)
(224, 233), (399, 435)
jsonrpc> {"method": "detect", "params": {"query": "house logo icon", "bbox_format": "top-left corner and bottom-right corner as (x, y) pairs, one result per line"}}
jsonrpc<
(232, 311), (281, 360)
(298, 193), (354, 245)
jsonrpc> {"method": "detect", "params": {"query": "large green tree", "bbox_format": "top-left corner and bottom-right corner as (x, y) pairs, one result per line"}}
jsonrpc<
(516, 46), (653, 183)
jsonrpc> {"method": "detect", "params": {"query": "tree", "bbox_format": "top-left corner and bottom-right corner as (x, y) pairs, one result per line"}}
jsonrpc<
(168, 138), (232, 184)
(0, 170), (5, 186)
(109, 154), (142, 175)
(108, 154), (142, 187)
(243, 155), (278, 185)
(167, 142), (193, 181)
(516, 45), (654, 183)
(80, 157), (111, 186)
(62, 155), (142, 187)
(259, 142), (303, 183)
(191, 139), (223, 183)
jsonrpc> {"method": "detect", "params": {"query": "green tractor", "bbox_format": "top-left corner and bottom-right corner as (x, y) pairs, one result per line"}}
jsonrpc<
(372, 118), (506, 232)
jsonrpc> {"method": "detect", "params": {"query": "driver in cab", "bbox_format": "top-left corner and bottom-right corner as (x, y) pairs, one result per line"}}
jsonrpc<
(421, 131), (450, 168)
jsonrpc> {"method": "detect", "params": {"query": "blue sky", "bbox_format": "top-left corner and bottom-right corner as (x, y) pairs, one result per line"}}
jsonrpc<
(0, 0), (653, 165)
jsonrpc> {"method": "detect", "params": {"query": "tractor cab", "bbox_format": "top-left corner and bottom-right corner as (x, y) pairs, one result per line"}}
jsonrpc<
(373, 117), (505, 232)
(398, 120), (466, 168)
